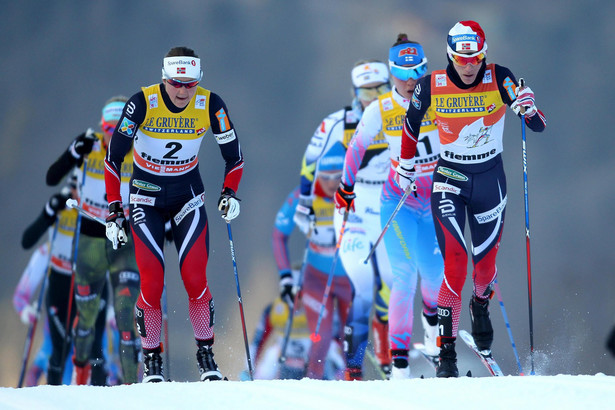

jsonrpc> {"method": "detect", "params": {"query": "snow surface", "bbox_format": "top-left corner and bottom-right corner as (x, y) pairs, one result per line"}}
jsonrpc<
(1, 374), (613, 410)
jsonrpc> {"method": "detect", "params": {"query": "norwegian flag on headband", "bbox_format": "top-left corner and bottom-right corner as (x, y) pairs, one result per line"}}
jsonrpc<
(177, 67), (186, 74)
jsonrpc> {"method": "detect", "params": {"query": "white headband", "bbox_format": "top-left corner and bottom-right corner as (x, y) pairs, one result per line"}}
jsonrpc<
(162, 56), (203, 81)
(351, 62), (389, 88)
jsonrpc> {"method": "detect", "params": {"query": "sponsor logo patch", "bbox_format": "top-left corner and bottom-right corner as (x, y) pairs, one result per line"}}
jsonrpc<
(132, 179), (161, 192)
(195, 95), (206, 110)
(130, 193), (156, 206)
(148, 94), (158, 109)
(174, 193), (205, 225)
(483, 69), (492, 84)
(382, 97), (393, 111)
(435, 74), (447, 87)
(119, 117), (136, 137)
(214, 129), (236, 144)
(411, 93), (421, 110)
(436, 166), (468, 181)
(433, 182), (461, 195)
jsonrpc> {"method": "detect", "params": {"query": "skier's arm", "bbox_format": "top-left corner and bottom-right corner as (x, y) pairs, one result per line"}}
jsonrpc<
(105, 92), (145, 206)
(495, 65), (546, 132)
(400, 75), (432, 161)
(340, 101), (382, 188)
(47, 129), (97, 186)
(209, 93), (244, 194)
(21, 189), (70, 249)
(272, 188), (300, 279)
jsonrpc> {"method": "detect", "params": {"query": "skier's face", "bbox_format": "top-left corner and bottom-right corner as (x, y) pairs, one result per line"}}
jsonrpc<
(391, 75), (418, 100)
(164, 77), (199, 108)
(317, 171), (342, 198)
(452, 52), (483, 85)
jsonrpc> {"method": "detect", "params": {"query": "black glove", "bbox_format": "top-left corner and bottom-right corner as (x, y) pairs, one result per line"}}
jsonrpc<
(44, 188), (71, 219)
(279, 272), (294, 306)
(70, 128), (97, 158)
(217, 187), (241, 221)
(105, 202), (129, 250)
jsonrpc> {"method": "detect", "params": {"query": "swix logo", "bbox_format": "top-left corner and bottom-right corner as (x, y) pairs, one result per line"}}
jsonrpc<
(77, 284), (90, 296)
(399, 47), (418, 56)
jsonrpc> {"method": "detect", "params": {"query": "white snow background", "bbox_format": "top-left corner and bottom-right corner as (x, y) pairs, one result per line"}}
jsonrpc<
(1, 374), (613, 410)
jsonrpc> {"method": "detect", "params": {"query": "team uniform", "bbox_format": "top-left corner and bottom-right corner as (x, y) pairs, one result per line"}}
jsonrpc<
(104, 82), (243, 378)
(19, 188), (119, 385)
(274, 184), (350, 379)
(401, 22), (546, 377)
(47, 130), (140, 384)
(300, 101), (393, 379)
(342, 86), (443, 375)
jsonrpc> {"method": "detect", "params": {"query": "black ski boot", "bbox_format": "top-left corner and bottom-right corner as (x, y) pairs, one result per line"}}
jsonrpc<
(142, 346), (164, 383)
(196, 340), (223, 381)
(469, 295), (493, 352)
(436, 339), (458, 378)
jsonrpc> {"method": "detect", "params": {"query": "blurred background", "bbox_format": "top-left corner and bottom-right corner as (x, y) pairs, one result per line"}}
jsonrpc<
(1, 0), (614, 385)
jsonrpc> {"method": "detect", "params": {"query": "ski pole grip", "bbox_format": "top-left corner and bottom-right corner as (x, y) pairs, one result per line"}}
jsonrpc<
(518, 78), (526, 114)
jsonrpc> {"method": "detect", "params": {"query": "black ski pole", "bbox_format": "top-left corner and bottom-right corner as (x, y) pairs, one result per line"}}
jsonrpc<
(225, 221), (254, 380)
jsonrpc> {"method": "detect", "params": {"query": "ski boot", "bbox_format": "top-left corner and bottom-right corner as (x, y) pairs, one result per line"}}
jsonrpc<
(390, 349), (411, 379)
(436, 338), (458, 378)
(469, 295), (493, 352)
(344, 366), (362, 381)
(196, 340), (223, 381)
(72, 357), (91, 385)
(142, 346), (164, 383)
(421, 312), (439, 356)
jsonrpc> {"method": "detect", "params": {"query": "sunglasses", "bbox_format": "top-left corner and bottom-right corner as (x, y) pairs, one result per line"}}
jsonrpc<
(166, 78), (200, 89)
(355, 83), (391, 102)
(449, 52), (486, 66)
(389, 59), (428, 81)
(318, 171), (343, 181)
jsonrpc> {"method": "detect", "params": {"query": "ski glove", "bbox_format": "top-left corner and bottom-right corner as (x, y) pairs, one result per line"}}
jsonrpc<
(293, 195), (316, 236)
(511, 86), (537, 117)
(69, 128), (97, 159)
(19, 302), (38, 326)
(106, 202), (129, 250)
(334, 183), (356, 212)
(218, 187), (241, 222)
(44, 187), (71, 218)
(279, 272), (295, 306)
(394, 158), (417, 193)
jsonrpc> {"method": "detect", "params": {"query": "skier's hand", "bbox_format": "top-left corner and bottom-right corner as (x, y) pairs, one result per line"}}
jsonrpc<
(106, 202), (128, 250)
(19, 302), (38, 326)
(218, 187), (241, 222)
(334, 183), (355, 212)
(279, 272), (295, 306)
(293, 195), (316, 236)
(45, 188), (71, 218)
(394, 158), (417, 193)
(511, 85), (537, 118)
(70, 128), (97, 158)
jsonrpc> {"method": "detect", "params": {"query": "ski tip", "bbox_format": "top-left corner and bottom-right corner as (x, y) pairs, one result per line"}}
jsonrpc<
(310, 332), (321, 343)
(466, 370), (472, 377)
